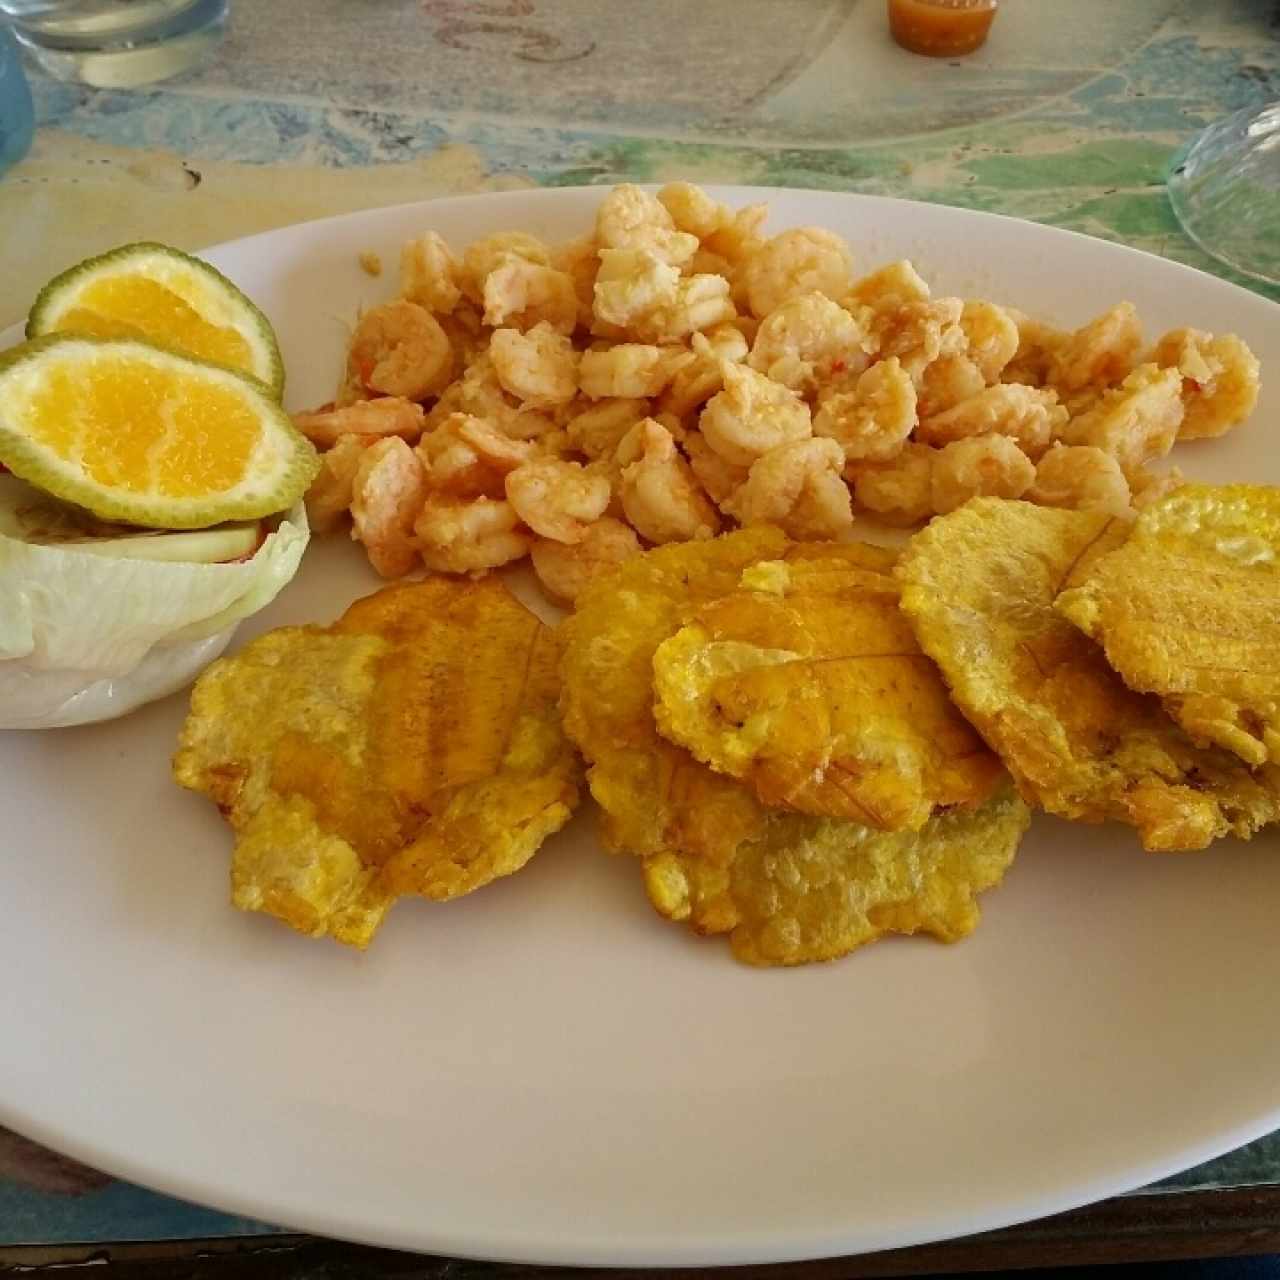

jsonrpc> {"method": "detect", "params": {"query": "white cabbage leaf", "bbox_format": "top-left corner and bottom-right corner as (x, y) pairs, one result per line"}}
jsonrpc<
(0, 501), (308, 729)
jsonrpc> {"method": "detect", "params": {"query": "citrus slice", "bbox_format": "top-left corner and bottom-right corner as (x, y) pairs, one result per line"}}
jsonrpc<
(0, 336), (318, 529)
(26, 242), (285, 398)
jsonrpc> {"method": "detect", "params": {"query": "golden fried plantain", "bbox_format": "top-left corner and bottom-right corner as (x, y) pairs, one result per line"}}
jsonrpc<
(174, 577), (580, 947)
(898, 498), (1280, 851)
(560, 526), (787, 869)
(1057, 484), (1280, 767)
(645, 786), (1028, 967)
(652, 550), (1002, 830)
(561, 527), (1028, 964)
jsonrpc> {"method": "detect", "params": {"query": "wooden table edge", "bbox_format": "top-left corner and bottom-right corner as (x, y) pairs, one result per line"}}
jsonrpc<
(4, 1185), (1280, 1277)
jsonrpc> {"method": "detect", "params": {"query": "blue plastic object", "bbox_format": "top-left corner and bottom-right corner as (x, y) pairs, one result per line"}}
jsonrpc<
(0, 26), (34, 177)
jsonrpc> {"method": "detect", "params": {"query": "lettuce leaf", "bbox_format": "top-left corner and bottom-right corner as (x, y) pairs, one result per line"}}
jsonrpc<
(0, 499), (308, 729)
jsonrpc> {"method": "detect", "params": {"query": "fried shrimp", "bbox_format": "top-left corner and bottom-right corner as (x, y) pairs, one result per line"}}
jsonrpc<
(1060, 364), (1185, 476)
(505, 458), (612, 544)
(699, 361), (812, 467)
(344, 300), (453, 402)
(292, 397), (425, 448)
(399, 230), (462, 315)
(482, 257), (579, 334)
(314, 182), (1257, 587)
(1028, 443), (1132, 516)
(418, 412), (536, 498)
(850, 442), (934, 526)
(1150, 328), (1261, 440)
(917, 383), (1067, 458)
(596, 183), (699, 267)
(350, 437), (430, 579)
(618, 419), (720, 544)
(580, 344), (684, 399)
(726, 437), (853, 539)
(529, 517), (642, 604)
(747, 292), (870, 393)
(489, 322), (579, 408)
(930, 434), (1036, 514)
(1049, 302), (1143, 394)
(960, 300), (1020, 383)
(846, 259), (931, 313)
(304, 434), (372, 533)
(742, 227), (854, 319)
(812, 356), (917, 463)
(416, 495), (531, 575)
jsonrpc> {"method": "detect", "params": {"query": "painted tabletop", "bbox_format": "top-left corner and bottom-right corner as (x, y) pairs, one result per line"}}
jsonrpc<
(2, 0), (1279, 1251)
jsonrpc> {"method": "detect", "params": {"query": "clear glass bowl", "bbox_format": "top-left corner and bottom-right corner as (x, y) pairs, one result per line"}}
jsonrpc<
(1168, 100), (1280, 287)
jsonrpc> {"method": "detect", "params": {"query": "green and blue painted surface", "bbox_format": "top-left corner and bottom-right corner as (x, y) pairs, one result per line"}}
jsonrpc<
(1, 0), (1278, 1246)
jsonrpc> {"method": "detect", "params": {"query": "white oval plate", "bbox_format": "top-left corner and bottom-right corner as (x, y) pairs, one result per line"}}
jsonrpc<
(2, 188), (1279, 1268)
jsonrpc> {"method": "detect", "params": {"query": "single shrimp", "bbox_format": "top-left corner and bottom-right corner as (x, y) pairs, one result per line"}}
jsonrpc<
(747, 292), (871, 394)
(742, 227), (854, 319)
(1149, 328), (1260, 440)
(343, 300), (454, 402)
(683, 430), (751, 506)
(461, 231), (550, 302)
(594, 249), (734, 343)
(1059, 364), (1184, 476)
(619, 419), (721, 544)
(489, 323), (580, 408)
(812, 356), (917, 463)
(291, 397), (425, 448)
(415, 495), (532, 575)
(960, 300), (1020, 383)
(845, 259), (931, 314)
(593, 248), (680, 331)
(399, 230), (462, 315)
(701, 202), (768, 267)
(917, 383), (1068, 459)
(482, 256), (579, 334)
(418, 412), (536, 498)
(565, 397), (652, 459)
(579, 344), (686, 399)
(725, 437), (853, 540)
(916, 353), (986, 419)
(595, 183), (699, 267)
(427, 352), (557, 442)
(304, 434), (372, 533)
(350, 437), (430, 579)
(1027, 444), (1132, 517)
(529, 518), (643, 605)
(1048, 301), (1143, 395)
(930, 434), (1035, 515)
(849, 442), (934, 527)
(505, 458), (612, 544)
(872, 297), (965, 384)
(1001, 309), (1068, 388)
(698, 361), (812, 467)
(656, 182), (729, 239)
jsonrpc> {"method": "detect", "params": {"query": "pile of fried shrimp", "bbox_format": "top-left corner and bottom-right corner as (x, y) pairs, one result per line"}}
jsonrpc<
(294, 182), (1260, 604)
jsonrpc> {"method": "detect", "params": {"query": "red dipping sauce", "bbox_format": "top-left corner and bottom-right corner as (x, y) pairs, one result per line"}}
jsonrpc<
(889, 0), (999, 57)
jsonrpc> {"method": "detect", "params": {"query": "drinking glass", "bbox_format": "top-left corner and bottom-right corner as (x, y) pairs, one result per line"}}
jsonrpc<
(1167, 100), (1280, 287)
(0, 25), (34, 177)
(0, 0), (227, 88)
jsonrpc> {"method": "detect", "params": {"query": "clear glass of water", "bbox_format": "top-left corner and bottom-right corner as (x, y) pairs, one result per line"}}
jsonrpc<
(0, 25), (33, 177)
(1167, 100), (1280, 288)
(0, 0), (227, 88)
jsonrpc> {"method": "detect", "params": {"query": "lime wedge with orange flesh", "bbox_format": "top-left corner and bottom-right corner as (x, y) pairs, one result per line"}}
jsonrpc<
(0, 336), (317, 529)
(26, 242), (285, 398)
